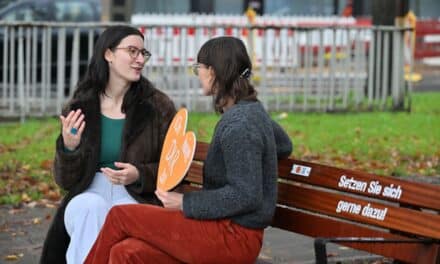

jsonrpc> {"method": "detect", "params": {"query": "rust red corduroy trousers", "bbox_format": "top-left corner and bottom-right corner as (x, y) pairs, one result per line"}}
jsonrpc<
(84, 204), (263, 264)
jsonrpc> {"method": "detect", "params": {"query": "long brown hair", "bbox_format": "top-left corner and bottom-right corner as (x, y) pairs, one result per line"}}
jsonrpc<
(72, 25), (153, 114)
(197, 36), (257, 113)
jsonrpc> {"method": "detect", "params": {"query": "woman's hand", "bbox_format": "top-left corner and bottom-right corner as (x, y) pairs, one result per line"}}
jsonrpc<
(155, 189), (183, 210)
(60, 109), (85, 151)
(101, 162), (139, 185)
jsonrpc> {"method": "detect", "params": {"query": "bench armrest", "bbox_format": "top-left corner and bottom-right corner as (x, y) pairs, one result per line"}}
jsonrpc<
(314, 237), (435, 264)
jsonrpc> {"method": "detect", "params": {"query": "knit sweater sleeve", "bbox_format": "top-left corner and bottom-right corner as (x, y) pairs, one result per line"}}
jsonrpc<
(183, 122), (264, 220)
(271, 120), (293, 159)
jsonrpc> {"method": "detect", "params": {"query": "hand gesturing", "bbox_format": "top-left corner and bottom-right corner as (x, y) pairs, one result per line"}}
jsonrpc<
(60, 109), (85, 151)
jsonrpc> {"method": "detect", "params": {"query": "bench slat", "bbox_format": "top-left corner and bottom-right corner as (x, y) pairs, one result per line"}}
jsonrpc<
(273, 207), (440, 264)
(278, 159), (440, 211)
(277, 183), (440, 239)
(186, 163), (204, 184)
(194, 142), (209, 161)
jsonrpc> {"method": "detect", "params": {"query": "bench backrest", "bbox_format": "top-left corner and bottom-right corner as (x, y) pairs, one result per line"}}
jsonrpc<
(182, 141), (440, 263)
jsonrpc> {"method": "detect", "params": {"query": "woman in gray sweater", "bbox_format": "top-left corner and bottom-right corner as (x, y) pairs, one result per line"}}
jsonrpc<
(85, 36), (292, 264)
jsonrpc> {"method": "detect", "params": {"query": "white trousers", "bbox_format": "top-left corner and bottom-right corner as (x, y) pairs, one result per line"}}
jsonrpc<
(64, 172), (138, 264)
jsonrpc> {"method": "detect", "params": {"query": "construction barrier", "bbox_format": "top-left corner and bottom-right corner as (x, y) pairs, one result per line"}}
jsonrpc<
(414, 19), (440, 59)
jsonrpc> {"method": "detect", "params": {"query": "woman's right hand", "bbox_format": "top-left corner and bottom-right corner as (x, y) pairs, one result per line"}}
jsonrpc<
(60, 109), (86, 151)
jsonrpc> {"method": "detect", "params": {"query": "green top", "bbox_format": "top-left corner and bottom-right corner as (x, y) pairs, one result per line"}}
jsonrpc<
(99, 114), (125, 170)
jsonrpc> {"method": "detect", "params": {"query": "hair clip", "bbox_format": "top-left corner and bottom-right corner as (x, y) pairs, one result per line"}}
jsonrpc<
(240, 68), (251, 79)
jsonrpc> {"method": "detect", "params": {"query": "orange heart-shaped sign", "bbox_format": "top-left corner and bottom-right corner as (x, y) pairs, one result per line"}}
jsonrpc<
(157, 108), (196, 191)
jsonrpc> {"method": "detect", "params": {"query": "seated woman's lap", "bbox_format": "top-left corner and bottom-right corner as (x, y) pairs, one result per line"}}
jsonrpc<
(109, 238), (181, 264)
(97, 204), (262, 263)
(64, 192), (110, 235)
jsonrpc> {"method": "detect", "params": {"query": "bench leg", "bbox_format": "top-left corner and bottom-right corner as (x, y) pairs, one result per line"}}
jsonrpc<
(314, 238), (328, 264)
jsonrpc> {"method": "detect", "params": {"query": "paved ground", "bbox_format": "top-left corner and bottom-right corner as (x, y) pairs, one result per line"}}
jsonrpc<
(413, 73), (440, 92)
(0, 203), (54, 264)
(413, 63), (440, 92)
(0, 203), (385, 264)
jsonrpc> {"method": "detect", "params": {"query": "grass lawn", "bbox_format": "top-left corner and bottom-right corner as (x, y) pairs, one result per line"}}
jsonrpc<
(0, 92), (439, 205)
(190, 92), (439, 177)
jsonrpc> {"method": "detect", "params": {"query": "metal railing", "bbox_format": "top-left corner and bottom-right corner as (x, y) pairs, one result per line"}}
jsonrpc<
(0, 21), (412, 119)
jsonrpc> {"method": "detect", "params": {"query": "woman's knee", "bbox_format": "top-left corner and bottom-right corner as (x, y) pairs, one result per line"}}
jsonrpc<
(109, 238), (146, 264)
(64, 193), (110, 231)
(66, 192), (109, 214)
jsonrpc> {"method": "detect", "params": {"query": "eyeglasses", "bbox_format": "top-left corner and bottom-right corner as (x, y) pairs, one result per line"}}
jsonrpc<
(114, 46), (151, 62)
(191, 63), (208, 76)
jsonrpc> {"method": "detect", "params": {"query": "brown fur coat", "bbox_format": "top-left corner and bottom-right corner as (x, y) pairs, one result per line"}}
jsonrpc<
(40, 86), (175, 263)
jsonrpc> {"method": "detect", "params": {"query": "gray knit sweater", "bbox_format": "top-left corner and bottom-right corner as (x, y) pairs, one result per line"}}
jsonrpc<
(182, 100), (292, 229)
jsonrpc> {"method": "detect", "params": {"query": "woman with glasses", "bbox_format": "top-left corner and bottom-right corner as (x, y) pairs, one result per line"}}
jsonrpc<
(85, 36), (292, 264)
(40, 25), (176, 264)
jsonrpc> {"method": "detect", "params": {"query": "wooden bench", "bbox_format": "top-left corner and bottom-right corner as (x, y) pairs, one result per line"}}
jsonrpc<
(180, 141), (440, 263)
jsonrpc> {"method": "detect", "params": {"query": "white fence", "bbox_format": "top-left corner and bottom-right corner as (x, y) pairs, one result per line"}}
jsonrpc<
(0, 21), (412, 120)
(133, 14), (362, 67)
(131, 14), (358, 27)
